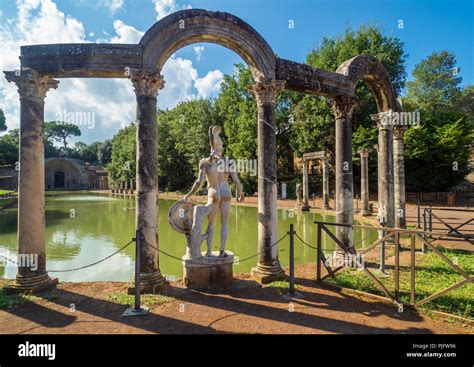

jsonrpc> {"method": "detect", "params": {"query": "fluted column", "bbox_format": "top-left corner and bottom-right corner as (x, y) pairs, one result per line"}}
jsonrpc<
(129, 69), (165, 293)
(331, 96), (356, 252)
(371, 111), (395, 227)
(4, 69), (59, 292)
(250, 79), (285, 282)
(393, 125), (406, 228)
(322, 155), (331, 209)
(359, 148), (371, 216)
(302, 158), (310, 210)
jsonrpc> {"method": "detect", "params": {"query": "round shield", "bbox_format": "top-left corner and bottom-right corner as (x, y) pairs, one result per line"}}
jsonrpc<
(168, 200), (194, 234)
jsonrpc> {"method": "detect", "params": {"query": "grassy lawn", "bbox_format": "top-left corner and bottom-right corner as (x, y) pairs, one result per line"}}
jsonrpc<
(0, 287), (56, 308)
(326, 248), (473, 319)
(106, 291), (174, 307)
(0, 190), (14, 195)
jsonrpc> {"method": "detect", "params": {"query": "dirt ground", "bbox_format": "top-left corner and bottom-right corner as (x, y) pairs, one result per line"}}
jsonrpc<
(1, 263), (471, 335)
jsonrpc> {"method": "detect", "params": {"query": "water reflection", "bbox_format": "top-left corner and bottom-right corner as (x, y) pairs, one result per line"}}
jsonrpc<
(0, 193), (377, 281)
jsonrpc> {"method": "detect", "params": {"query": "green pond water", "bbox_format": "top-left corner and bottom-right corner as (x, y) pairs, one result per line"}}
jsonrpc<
(0, 192), (377, 282)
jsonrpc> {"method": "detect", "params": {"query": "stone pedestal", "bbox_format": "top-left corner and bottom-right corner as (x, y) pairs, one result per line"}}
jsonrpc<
(182, 251), (234, 290)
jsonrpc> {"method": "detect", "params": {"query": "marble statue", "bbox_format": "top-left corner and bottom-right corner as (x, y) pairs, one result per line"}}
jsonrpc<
(169, 126), (244, 259)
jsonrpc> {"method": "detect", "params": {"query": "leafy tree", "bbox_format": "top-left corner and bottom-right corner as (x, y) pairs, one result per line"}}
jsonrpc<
(156, 110), (193, 191)
(0, 109), (6, 132)
(405, 51), (462, 114)
(298, 24), (407, 157)
(291, 25), (407, 194)
(44, 121), (81, 150)
(107, 124), (136, 188)
(0, 129), (19, 167)
(97, 139), (112, 166)
(403, 51), (472, 191)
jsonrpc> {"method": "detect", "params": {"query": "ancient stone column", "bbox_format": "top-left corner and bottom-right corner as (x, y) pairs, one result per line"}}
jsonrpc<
(371, 111), (395, 227)
(322, 155), (331, 210)
(331, 96), (356, 252)
(393, 125), (406, 228)
(4, 69), (59, 292)
(359, 148), (371, 216)
(302, 158), (310, 210)
(250, 79), (286, 282)
(129, 69), (165, 293)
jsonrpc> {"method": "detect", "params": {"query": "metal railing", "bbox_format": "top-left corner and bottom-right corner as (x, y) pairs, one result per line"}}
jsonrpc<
(310, 221), (473, 308)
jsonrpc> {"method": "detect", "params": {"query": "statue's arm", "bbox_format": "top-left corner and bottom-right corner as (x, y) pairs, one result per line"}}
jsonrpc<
(230, 170), (245, 202)
(184, 160), (206, 201)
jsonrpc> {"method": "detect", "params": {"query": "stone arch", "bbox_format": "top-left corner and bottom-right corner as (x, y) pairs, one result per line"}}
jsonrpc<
(336, 54), (398, 112)
(45, 158), (84, 190)
(140, 9), (276, 80)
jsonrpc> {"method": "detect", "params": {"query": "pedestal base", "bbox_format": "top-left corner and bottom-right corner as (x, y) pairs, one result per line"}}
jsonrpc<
(127, 271), (166, 294)
(182, 251), (234, 290)
(4, 272), (58, 294)
(251, 261), (286, 284)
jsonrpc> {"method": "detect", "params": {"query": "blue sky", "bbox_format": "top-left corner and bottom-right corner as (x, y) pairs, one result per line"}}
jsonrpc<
(1, 0), (473, 144)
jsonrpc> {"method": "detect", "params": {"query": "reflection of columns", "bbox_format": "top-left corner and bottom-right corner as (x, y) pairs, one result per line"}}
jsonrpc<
(371, 111), (395, 227)
(332, 96), (356, 251)
(359, 148), (371, 216)
(4, 69), (59, 292)
(250, 79), (286, 281)
(322, 156), (330, 209)
(393, 125), (406, 228)
(302, 159), (310, 210)
(129, 69), (165, 293)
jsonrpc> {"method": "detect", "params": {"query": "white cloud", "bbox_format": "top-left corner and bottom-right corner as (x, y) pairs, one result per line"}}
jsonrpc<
(193, 46), (204, 61)
(153, 0), (191, 20)
(0, 0), (222, 143)
(1, 0), (87, 132)
(110, 20), (143, 43)
(194, 70), (224, 99)
(99, 0), (124, 13)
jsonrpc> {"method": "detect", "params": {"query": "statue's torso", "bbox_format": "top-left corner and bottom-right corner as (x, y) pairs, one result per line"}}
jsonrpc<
(204, 157), (232, 202)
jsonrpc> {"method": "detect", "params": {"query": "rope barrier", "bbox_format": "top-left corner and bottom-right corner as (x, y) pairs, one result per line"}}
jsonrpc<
(47, 240), (134, 273)
(145, 233), (289, 265)
(1, 240), (134, 273)
(0, 254), (19, 265)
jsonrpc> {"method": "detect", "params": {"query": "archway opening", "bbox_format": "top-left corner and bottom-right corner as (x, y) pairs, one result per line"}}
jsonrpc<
(54, 171), (65, 189)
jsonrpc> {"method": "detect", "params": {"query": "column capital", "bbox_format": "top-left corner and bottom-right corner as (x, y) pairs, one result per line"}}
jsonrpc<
(392, 125), (406, 140)
(358, 148), (370, 158)
(331, 95), (356, 120)
(249, 78), (285, 106)
(371, 109), (394, 130)
(4, 69), (59, 102)
(128, 68), (165, 98)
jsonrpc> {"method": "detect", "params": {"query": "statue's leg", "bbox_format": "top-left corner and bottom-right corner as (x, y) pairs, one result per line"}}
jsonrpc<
(190, 206), (207, 259)
(219, 200), (231, 256)
(205, 204), (219, 256)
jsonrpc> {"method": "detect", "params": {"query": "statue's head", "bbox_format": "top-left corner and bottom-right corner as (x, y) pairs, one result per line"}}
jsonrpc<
(209, 125), (224, 158)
